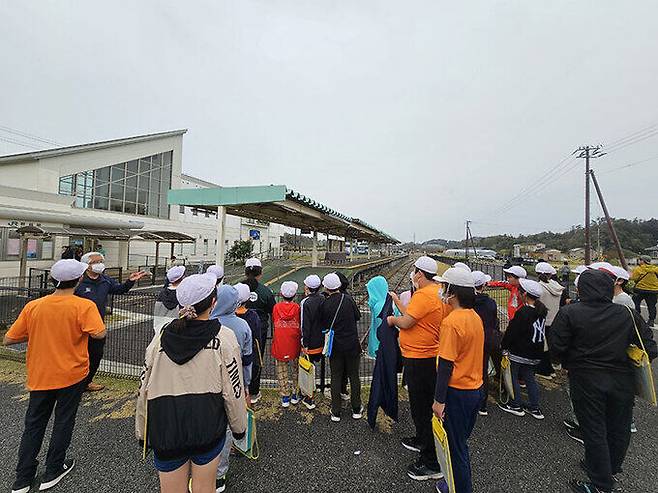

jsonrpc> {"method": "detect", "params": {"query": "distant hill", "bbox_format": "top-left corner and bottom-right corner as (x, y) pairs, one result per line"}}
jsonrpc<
(424, 218), (658, 256)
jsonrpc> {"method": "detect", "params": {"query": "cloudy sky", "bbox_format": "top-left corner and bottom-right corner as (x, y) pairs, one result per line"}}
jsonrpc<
(2, 1), (657, 242)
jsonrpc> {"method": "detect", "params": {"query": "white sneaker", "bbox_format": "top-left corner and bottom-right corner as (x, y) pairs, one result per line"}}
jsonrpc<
(250, 392), (262, 404)
(352, 406), (364, 420)
(331, 413), (341, 422)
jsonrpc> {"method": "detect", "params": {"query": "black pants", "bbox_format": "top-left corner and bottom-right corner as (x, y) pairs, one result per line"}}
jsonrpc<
(445, 387), (482, 493)
(329, 352), (361, 416)
(249, 335), (266, 396)
(404, 357), (439, 469)
(309, 353), (348, 394)
(569, 370), (634, 492)
(15, 379), (86, 486)
(633, 290), (657, 324)
(84, 337), (105, 385)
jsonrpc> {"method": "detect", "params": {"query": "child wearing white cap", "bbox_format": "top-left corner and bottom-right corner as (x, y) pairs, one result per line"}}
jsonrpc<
(487, 265), (527, 321)
(300, 274), (324, 409)
(498, 278), (547, 420)
(153, 266), (187, 335)
(5, 259), (106, 493)
(136, 274), (247, 493)
(272, 281), (302, 407)
(534, 262), (563, 380)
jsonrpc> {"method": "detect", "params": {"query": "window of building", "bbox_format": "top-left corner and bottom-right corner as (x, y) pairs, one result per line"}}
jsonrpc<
(58, 150), (173, 219)
(203, 238), (209, 255)
(0, 229), (55, 261)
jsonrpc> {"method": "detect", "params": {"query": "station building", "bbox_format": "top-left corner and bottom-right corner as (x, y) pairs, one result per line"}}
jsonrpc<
(0, 129), (283, 277)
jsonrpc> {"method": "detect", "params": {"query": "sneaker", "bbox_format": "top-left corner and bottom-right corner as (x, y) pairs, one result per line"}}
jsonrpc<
(526, 408), (545, 420)
(630, 421), (637, 433)
(407, 460), (444, 481)
(401, 436), (421, 453)
(553, 363), (563, 371)
(291, 393), (301, 405)
(216, 476), (226, 493)
(302, 396), (316, 410)
(11, 480), (33, 493)
(519, 379), (527, 388)
(579, 460), (622, 487)
(563, 419), (579, 430)
(536, 373), (553, 381)
(330, 413), (341, 422)
(352, 406), (364, 419)
(498, 403), (525, 417)
(85, 383), (105, 392)
(39, 459), (75, 491)
(566, 426), (585, 445)
(569, 479), (610, 493)
(250, 392), (262, 404)
(478, 409), (488, 416)
(340, 393), (350, 401)
(281, 396), (291, 408)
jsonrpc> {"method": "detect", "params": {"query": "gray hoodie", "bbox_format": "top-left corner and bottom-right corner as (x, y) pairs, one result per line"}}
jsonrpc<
(210, 285), (253, 386)
(539, 279), (564, 326)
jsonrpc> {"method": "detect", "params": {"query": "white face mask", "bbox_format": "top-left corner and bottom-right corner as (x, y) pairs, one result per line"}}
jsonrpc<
(411, 271), (419, 290)
(91, 263), (106, 274)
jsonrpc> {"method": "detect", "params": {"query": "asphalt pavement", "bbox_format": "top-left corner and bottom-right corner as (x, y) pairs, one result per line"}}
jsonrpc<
(1, 359), (657, 493)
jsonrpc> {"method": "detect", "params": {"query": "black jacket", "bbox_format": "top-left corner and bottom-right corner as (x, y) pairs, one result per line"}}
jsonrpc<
(245, 280), (276, 340)
(474, 293), (500, 353)
(75, 273), (135, 318)
(320, 292), (361, 355)
(300, 292), (324, 350)
(551, 269), (658, 373)
(501, 304), (547, 362)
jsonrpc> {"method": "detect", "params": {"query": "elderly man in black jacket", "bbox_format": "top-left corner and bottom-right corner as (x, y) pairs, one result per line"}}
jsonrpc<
(551, 269), (657, 493)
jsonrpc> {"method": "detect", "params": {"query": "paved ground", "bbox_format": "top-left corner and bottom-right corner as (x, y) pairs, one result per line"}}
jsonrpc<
(1, 358), (657, 493)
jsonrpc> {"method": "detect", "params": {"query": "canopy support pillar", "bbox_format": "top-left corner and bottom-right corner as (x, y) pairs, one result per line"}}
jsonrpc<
(311, 231), (318, 268)
(217, 206), (227, 265)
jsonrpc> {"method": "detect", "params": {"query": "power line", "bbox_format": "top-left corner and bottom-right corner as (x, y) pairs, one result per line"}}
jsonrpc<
(0, 125), (62, 146)
(0, 136), (44, 149)
(599, 153), (658, 174)
(606, 120), (658, 148)
(605, 128), (658, 154)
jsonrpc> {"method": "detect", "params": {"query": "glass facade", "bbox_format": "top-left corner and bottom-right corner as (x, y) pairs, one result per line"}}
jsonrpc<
(58, 151), (173, 219)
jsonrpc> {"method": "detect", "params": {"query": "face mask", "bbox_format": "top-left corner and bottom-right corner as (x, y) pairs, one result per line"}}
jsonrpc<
(440, 284), (452, 303)
(91, 263), (106, 274)
(411, 272), (419, 290)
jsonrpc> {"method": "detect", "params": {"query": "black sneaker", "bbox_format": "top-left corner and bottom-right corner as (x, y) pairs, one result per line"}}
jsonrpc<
(216, 475), (226, 493)
(407, 460), (444, 481)
(566, 426), (584, 445)
(39, 459), (75, 491)
(401, 436), (421, 453)
(564, 419), (579, 430)
(569, 479), (610, 493)
(498, 403), (525, 417)
(11, 478), (34, 493)
(579, 460), (621, 489)
(526, 407), (545, 420)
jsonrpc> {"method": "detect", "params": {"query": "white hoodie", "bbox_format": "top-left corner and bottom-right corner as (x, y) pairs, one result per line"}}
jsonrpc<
(538, 279), (564, 326)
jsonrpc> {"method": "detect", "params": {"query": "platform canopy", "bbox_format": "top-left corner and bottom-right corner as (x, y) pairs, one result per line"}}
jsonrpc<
(168, 185), (398, 244)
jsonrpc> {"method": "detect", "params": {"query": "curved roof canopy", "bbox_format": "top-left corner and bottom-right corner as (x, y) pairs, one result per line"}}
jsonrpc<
(168, 185), (398, 244)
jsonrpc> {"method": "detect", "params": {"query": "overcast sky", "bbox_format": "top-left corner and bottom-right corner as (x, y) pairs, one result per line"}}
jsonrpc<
(2, 1), (657, 242)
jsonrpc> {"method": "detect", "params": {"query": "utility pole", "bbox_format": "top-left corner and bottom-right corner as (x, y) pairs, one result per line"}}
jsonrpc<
(589, 169), (628, 270)
(574, 145), (604, 264)
(465, 220), (470, 261)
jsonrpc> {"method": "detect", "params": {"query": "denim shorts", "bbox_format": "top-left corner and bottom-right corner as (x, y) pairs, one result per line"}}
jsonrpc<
(154, 438), (225, 473)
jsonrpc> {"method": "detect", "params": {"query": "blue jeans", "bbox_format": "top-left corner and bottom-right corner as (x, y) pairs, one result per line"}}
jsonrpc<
(444, 387), (482, 493)
(510, 361), (539, 410)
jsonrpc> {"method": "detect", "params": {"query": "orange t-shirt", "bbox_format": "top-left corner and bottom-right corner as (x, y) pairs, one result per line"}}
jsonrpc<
(438, 308), (484, 390)
(7, 294), (105, 391)
(400, 283), (451, 359)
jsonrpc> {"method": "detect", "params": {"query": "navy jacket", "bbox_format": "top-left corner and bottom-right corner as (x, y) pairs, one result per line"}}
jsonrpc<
(474, 293), (500, 353)
(367, 295), (400, 428)
(75, 273), (135, 318)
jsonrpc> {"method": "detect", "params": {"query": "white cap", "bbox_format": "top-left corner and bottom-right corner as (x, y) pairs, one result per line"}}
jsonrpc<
(571, 265), (587, 275)
(280, 281), (299, 298)
(50, 259), (88, 283)
(80, 251), (103, 264)
(472, 270), (492, 287)
(322, 273), (342, 290)
(167, 265), (186, 283)
(503, 266), (527, 278)
(245, 258), (262, 268)
(206, 265), (224, 279)
(434, 267), (475, 288)
(453, 262), (472, 272)
(176, 273), (217, 307)
(234, 283), (251, 304)
(304, 274), (321, 289)
(535, 262), (557, 275)
(588, 262), (615, 275)
(519, 278), (543, 298)
(610, 266), (630, 281)
(414, 255), (438, 275)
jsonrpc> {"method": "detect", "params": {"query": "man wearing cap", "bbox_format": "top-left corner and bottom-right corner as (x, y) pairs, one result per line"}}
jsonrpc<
(153, 266), (186, 335)
(75, 252), (148, 392)
(387, 255), (450, 481)
(487, 265), (527, 321)
(4, 259), (106, 493)
(243, 257), (276, 403)
(300, 274), (325, 408)
(630, 255), (658, 327)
